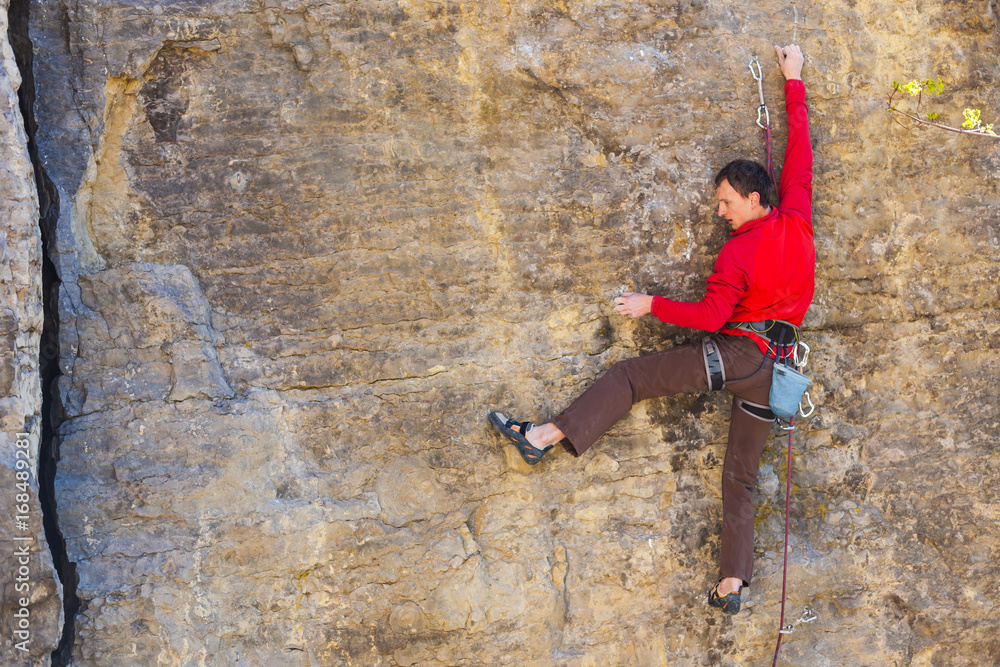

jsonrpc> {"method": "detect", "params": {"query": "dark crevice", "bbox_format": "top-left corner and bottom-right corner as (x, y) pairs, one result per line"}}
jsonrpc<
(9, 0), (78, 664)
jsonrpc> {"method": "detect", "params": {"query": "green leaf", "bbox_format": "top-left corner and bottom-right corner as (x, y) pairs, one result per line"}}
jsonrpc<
(924, 77), (945, 95)
(927, 112), (938, 120)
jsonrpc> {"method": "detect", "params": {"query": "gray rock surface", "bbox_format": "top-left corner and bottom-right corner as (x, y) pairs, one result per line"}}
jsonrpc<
(16, 0), (1000, 664)
(0, 1), (62, 663)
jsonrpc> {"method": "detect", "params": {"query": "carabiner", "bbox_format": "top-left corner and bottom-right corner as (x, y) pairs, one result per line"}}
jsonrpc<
(749, 56), (769, 129)
(798, 391), (815, 419)
(756, 105), (770, 130)
(794, 341), (810, 369)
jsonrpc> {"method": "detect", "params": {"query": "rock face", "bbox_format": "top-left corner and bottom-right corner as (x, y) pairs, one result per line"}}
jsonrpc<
(0, 1), (62, 663)
(16, 0), (1000, 664)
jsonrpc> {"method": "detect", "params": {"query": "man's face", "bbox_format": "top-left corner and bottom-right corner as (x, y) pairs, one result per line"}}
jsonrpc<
(716, 179), (758, 232)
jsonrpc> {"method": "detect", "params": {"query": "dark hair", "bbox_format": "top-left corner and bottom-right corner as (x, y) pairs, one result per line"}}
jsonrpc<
(714, 159), (775, 208)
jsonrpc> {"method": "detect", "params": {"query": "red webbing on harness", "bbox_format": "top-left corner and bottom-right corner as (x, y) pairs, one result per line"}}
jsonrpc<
(771, 416), (793, 666)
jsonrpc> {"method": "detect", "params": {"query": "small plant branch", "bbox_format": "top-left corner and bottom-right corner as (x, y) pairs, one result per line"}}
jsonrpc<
(886, 80), (999, 139)
(886, 104), (1000, 139)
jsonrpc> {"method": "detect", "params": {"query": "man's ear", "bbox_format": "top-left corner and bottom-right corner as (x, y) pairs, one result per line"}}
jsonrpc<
(750, 191), (760, 207)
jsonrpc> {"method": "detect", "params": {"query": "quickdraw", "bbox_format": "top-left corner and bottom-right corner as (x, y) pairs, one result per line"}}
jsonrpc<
(749, 56), (777, 189)
(779, 606), (818, 634)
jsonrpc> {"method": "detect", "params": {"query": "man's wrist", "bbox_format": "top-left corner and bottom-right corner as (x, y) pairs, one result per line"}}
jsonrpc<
(649, 295), (665, 319)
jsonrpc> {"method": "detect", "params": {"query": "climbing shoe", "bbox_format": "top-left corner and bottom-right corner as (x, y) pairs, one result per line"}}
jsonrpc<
(488, 410), (553, 465)
(708, 583), (742, 615)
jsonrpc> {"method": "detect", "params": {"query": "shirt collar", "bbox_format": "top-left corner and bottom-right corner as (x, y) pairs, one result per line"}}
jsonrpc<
(730, 206), (778, 236)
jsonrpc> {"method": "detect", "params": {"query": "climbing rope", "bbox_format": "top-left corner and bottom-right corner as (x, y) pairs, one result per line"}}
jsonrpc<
(771, 345), (816, 665)
(747, 57), (818, 662)
(771, 416), (794, 666)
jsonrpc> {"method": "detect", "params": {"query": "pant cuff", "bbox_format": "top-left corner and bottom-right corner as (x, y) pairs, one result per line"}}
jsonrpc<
(550, 414), (583, 457)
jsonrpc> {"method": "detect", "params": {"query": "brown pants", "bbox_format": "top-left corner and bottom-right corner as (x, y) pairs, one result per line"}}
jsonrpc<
(551, 333), (775, 586)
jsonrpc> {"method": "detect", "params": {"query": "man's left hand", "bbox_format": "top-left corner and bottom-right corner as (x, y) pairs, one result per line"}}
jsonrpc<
(775, 44), (804, 81)
(613, 291), (654, 319)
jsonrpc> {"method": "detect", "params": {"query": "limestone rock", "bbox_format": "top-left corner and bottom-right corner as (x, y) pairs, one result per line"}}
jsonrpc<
(0, 1), (62, 663)
(375, 456), (456, 528)
(15, 0), (1000, 664)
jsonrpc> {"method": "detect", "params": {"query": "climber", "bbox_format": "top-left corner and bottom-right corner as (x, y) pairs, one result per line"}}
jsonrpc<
(488, 44), (813, 616)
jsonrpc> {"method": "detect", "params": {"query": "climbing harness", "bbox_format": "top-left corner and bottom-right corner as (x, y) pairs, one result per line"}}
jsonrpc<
(703, 338), (725, 391)
(725, 320), (814, 421)
(728, 319), (797, 346)
(749, 56), (777, 188)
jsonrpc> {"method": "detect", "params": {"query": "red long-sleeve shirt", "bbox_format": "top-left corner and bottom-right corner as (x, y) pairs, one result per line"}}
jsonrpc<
(650, 80), (814, 353)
